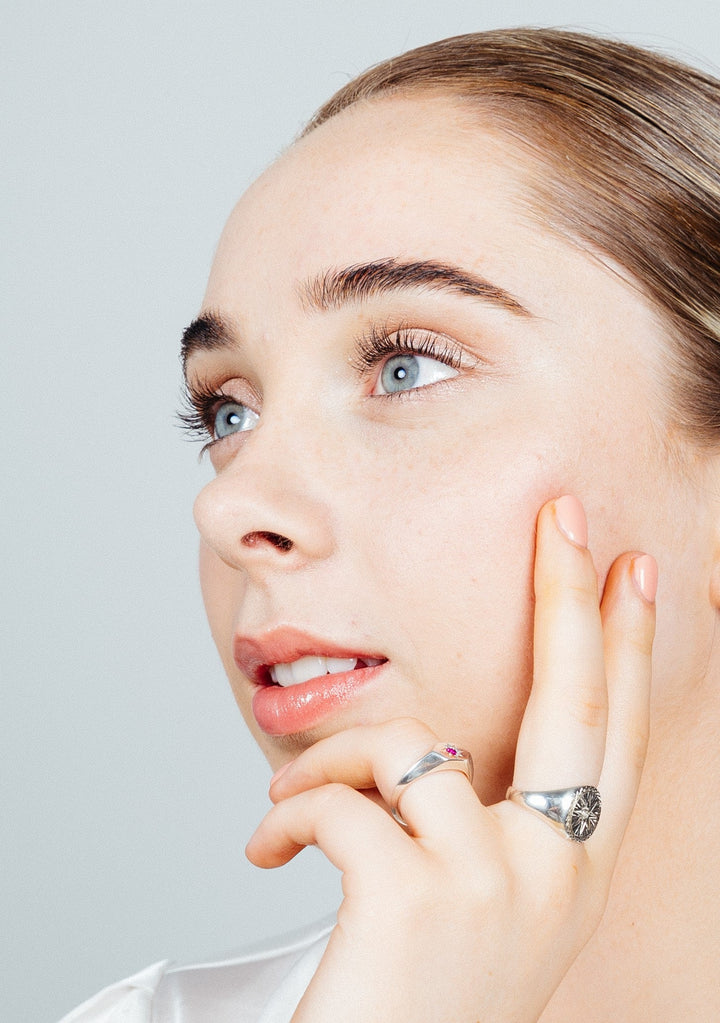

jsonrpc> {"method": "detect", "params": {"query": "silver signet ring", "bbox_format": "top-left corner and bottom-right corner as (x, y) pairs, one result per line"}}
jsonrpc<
(506, 785), (601, 842)
(391, 743), (474, 828)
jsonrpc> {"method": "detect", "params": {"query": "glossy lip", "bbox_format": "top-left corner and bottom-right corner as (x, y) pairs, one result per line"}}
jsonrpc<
(233, 626), (388, 736)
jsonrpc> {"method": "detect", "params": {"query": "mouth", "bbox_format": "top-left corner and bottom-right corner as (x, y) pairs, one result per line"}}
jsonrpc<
(233, 628), (388, 736)
(267, 654), (385, 687)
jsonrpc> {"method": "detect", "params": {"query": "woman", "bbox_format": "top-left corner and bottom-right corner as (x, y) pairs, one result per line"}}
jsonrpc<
(62, 27), (720, 1021)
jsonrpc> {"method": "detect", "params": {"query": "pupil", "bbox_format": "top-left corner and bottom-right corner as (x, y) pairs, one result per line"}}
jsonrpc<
(215, 404), (246, 438)
(381, 353), (419, 392)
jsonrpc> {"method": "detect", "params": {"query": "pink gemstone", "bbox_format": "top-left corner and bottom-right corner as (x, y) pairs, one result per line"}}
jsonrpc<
(445, 746), (458, 756)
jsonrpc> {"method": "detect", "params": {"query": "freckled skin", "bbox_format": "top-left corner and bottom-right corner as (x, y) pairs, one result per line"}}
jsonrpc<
(187, 94), (720, 1018)
(192, 94), (716, 803)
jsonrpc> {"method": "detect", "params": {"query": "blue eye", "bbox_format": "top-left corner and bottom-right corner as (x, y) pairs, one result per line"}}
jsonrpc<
(213, 401), (259, 438)
(376, 353), (459, 395)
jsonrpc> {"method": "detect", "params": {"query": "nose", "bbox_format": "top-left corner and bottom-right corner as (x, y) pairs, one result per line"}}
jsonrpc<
(193, 424), (336, 574)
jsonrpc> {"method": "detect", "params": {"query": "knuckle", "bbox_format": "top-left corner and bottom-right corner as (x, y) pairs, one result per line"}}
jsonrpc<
(626, 627), (655, 658)
(537, 575), (598, 611)
(554, 678), (608, 729)
(310, 782), (353, 820)
(382, 716), (436, 746)
(319, 781), (352, 803)
(567, 692), (608, 730)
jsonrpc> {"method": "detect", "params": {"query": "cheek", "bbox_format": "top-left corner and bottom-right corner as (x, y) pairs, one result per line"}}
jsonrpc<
(354, 438), (569, 797)
(199, 540), (274, 742)
(362, 436), (566, 607)
(198, 539), (240, 671)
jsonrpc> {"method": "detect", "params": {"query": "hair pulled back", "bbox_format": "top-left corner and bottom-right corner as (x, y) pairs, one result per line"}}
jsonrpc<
(305, 29), (720, 442)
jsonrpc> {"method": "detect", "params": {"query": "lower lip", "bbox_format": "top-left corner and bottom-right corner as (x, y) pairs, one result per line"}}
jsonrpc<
(252, 663), (386, 735)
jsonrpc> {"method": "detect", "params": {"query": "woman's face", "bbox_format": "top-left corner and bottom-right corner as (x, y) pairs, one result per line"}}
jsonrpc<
(188, 95), (715, 801)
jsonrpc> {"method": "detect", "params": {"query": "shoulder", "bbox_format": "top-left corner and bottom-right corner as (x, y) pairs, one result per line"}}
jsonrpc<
(153, 915), (334, 1022)
(57, 916), (334, 1023)
(57, 960), (170, 1022)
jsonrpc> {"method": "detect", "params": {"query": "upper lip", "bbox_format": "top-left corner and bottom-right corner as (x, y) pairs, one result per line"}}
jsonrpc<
(233, 626), (387, 685)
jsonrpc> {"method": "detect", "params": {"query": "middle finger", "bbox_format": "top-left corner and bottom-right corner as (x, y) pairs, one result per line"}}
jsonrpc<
(512, 496), (607, 792)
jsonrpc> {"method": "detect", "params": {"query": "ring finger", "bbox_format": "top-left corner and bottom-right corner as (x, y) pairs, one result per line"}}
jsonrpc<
(269, 717), (485, 840)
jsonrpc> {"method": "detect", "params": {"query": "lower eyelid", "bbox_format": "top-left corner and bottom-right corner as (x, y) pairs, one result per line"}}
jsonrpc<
(203, 426), (254, 467)
(369, 374), (463, 406)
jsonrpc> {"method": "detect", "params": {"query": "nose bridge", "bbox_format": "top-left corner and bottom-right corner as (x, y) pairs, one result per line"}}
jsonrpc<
(193, 402), (338, 571)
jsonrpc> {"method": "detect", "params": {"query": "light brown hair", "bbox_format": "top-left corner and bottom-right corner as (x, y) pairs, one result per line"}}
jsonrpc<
(304, 29), (720, 442)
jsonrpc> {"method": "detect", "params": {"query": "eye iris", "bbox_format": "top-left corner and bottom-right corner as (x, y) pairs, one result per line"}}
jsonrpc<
(215, 402), (252, 438)
(381, 354), (420, 393)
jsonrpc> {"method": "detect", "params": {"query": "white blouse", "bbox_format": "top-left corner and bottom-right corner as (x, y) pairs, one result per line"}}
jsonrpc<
(58, 917), (334, 1023)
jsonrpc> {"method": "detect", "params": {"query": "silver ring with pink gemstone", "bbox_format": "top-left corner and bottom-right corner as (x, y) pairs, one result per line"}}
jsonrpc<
(390, 743), (474, 828)
(506, 785), (602, 842)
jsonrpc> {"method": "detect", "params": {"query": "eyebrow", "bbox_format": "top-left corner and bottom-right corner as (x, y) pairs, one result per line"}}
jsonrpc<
(181, 312), (233, 371)
(301, 257), (531, 315)
(181, 257), (530, 370)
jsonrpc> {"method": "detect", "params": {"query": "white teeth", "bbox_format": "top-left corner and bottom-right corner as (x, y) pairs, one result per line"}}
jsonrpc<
(270, 655), (358, 686)
(326, 657), (359, 674)
(270, 661), (300, 686)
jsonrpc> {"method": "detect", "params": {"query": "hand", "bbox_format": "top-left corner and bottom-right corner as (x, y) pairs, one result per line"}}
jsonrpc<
(246, 497), (656, 1023)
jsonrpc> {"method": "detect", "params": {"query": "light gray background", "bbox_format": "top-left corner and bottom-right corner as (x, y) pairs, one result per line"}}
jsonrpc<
(4, 1), (719, 1020)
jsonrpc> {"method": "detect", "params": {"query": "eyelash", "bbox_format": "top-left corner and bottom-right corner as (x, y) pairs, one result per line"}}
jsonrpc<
(351, 325), (465, 381)
(177, 380), (237, 451)
(177, 325), (466, 447)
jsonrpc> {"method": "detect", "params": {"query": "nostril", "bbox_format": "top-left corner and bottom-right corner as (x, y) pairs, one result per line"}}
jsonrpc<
(241, 530), (294, 552)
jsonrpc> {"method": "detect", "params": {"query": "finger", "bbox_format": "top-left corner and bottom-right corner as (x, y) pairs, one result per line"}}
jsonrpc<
(513, 496), (607, 791)
(246, 782), (411, 874)
(594, 551), (656, 857)
(269, 719), (436, 800)
(270, 718), (484, 841)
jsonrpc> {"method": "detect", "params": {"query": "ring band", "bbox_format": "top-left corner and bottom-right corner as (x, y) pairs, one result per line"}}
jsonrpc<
(391, 743), (474, 828)
(506, 785), (601, 842)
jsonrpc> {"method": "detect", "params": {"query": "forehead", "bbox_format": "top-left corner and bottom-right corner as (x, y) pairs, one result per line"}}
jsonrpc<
(199, 92), (668, 408)
(203, 95), (540, 309)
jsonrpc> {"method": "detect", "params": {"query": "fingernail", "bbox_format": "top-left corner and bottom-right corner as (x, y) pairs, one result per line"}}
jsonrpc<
(554, 495), (588, 548)
(269, 760), (294, 787)
(631, 554), (658, 603)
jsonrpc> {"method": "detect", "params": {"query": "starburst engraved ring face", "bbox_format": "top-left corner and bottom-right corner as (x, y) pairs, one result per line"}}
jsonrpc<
(506, 785), (602, 842)
(566, 786), (602, 842)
